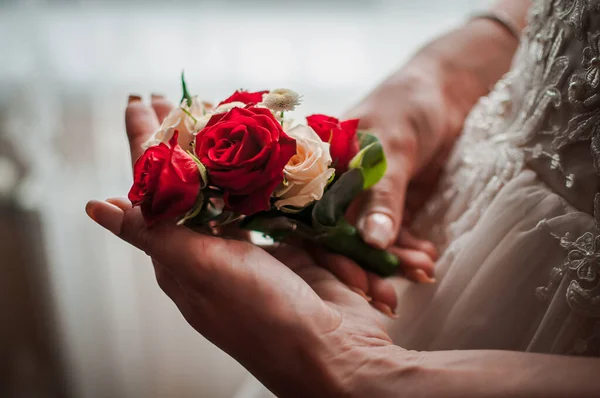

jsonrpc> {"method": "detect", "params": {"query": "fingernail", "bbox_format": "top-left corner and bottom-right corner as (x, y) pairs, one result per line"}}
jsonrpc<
(371, 301), (398, 319)
(151, 93), (165, 100)
(128, 94), (142, 104)
(349, 286), (372, 302)
(405, 269), (436, 284)
(106, 197), (132, 211)
(86, 200), (124, 235)
(358, 213), (394, 249)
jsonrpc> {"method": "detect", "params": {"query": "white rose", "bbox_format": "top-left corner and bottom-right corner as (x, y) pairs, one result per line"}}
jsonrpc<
(143, 99), (252, 151)
(143, 96), (208, 150)
(274, 125), (335, 212)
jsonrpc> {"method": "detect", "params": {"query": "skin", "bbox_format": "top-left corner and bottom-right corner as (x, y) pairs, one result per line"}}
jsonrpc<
(86, 1), (600, 396)
(350, 0), (530, 252)
(86, 95), (600, 397)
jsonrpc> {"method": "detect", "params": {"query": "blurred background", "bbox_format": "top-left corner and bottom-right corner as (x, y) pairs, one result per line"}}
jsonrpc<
(0, 0), (491, 396)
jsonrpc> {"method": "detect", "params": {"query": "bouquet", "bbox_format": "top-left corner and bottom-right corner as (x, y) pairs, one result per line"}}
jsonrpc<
(128, 74), (400, 276)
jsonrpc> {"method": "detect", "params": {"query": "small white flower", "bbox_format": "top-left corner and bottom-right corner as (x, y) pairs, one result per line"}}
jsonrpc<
(274, 125), (334, 212)
(261, 88), (302, 112)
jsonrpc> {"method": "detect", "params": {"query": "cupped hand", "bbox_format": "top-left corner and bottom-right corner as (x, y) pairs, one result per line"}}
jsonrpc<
(346, 19), (521, 279)
(85, 95), (406, 396)
(345, 52), (483, 282)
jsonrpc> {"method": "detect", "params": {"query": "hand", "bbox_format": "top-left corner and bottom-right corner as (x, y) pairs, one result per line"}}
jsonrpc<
(345, 18), (521, 279)
(85, 95), (404, 396)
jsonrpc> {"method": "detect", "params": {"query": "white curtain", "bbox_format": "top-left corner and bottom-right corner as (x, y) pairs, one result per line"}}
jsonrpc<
(0, 0), (490, 396)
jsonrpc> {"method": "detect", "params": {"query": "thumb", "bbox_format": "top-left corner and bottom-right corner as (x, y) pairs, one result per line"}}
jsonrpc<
(356, 157), (411, 250)
(84, 198), (227, 280)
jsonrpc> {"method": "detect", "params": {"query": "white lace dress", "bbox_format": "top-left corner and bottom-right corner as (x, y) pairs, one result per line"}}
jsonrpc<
(388, 0), (600, 356)
(239, 2), (600, 396)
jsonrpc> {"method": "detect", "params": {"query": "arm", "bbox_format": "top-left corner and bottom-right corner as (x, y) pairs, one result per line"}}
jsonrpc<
(343, 345), (600, 398)
(90, 92), (598, 398)
(349, 0), (531, 251)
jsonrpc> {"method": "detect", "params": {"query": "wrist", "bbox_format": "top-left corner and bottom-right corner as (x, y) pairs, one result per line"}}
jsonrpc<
(418, 17), (520, 115)
(344, 345), (428, 398)
(245, 308), (351, 397)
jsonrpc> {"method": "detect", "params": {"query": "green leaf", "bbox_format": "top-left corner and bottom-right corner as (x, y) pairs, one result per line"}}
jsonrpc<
(180, 70), (192, 108)
(312, 169), (364, 227)
(348, 137), (387, 190)
(356, 130), (378, 149)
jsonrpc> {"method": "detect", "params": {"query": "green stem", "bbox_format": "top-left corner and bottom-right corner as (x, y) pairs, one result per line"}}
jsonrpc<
(180, 70), (193, 107)
(316, 219), (399, 276)
(242, 216), (400, 277)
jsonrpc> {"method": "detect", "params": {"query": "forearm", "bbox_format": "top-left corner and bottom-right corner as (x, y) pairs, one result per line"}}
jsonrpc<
(490, 0), (530, 31)
(348, 346), (600, 398)
(351, 2), (528, 173)
(416, 2), (528, 123)
(423, 0), (530, 97)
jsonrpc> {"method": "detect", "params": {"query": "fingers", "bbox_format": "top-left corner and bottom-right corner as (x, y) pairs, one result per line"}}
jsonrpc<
(125, 95), (160, 167)
(311, 249), (370, 297)
(151, 94), (174, 124)
(355, 160), (410, 249)
(367, 273), (398, 318)
(396, 229), (438, 261)
(388, 247), (436, 283)
(310, 247), (398, 316)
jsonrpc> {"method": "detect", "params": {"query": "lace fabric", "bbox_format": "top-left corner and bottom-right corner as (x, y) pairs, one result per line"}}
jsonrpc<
(410, 0), (600, 356)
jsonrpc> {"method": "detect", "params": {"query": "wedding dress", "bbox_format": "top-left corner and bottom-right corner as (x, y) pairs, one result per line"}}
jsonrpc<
(238, 1), (600, 396)
(393, 0), (600, 355)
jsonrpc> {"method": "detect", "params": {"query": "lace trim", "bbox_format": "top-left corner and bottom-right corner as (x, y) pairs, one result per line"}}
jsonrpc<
(416, 1), (600, 355)
(534, 219), (600, 354)
(544, 230), (600, 316)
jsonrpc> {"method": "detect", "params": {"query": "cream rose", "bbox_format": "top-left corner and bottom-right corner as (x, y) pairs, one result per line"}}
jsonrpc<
(274, 125), (335, 212)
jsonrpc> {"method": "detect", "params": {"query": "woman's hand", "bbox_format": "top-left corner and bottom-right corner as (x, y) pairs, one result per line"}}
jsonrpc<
(347, 13), (524, 259)
(86, 95), (600, 398)
(86, 95), (405, 396)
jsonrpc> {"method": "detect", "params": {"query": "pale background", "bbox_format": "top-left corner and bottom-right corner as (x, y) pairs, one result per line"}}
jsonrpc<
(0, 0), (492, 397)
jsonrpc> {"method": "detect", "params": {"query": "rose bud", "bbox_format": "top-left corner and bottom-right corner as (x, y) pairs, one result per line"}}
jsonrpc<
(218, 90), (268, 106)
(306, 114), (360, 174)
(195, 106), (296, 215)
(129, 132), (204, 226)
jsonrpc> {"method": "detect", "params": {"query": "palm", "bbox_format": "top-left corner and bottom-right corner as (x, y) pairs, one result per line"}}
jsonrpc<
(84, 94), (399, 397)
(115, 94), (395, 353)
(148, 235), (392, 369)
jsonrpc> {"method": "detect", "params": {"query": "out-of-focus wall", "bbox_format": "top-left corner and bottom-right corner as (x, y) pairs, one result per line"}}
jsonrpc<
(0, 0), (492, 397)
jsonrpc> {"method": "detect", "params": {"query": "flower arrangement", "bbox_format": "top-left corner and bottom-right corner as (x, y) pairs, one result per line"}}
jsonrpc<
(129, 74), (400, 276)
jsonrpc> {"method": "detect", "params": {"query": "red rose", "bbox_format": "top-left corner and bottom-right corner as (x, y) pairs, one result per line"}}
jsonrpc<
(195, 106), (296, 215)
(218, 90), (268, 106)
(129, 132), (202, 226)
(306, 114), (360, 174)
